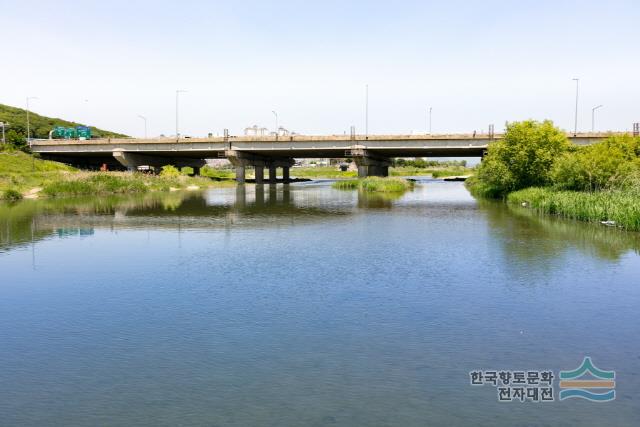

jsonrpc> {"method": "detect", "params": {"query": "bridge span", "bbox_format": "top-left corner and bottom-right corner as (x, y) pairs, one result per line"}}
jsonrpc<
(31, 132), (611, 182)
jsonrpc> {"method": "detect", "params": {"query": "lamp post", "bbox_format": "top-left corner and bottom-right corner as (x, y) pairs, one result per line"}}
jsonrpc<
(591, 105), (603, 132)
(572, 78), (579, 136)
(138, 115), (148, 139)
(26, 96), (38, 147)
(0, 122), (7, 145)
(175, 90), (186, 139)
(428, 107), (432, 134)
(365, 84), (369, 137)
(272, 110), (278, 135)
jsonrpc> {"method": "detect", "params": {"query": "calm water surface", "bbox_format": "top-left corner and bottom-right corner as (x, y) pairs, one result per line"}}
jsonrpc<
(1, 179), (639, 426)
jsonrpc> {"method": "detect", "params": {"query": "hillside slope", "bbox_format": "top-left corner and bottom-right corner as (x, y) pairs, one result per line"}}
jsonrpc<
(0, 103), (128, 145)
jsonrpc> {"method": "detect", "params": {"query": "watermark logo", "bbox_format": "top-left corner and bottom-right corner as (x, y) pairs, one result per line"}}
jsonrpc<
(559, 357), (615, 402)
(470, 356), (615, 403)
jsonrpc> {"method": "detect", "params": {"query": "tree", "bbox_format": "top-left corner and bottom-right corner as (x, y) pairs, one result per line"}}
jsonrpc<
(473, 120), (570, 197)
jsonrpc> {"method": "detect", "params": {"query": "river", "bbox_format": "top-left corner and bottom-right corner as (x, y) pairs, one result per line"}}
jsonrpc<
(1, 179), (639, 426)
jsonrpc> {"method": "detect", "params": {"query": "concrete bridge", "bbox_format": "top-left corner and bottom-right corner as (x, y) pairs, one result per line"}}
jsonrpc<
(31, 132), (612, 182)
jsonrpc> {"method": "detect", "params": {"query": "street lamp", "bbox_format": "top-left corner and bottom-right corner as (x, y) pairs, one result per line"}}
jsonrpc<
(175, 89), (187, 139)
(572, 78), (579, 136)
(272, 110), (278, 135)
(428, 107), (433, 134)
(138, 115), (148, 139)
(0, 122), (8, 145)
(26, 96), (38, 147)
(365, 84), (369, 137)
(591, 105), (603, 132)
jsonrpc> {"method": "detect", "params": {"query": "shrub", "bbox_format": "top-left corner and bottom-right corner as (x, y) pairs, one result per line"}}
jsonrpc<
(2, 188), (23, 201)
(160, 165), (180, 177)
(471, 120), (570, 198)
(552, 134), (640, 191)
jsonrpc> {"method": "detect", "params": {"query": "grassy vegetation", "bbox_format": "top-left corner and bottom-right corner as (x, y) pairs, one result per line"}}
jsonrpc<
(0, 148), (233, 200)
(0, 103), (127, 147)
(291, 167), (357, 179)
(333, 176), (414, 192)
(507, 187), (640, 232)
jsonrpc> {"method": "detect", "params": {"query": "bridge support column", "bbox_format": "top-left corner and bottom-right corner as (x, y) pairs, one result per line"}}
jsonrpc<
(225, 150), (294, 184)
(282, 166), (290, 183)
(235, 166), (246, 183)
(351, 149), (390, 178)
(254, 166), (264, 184)
(269, 165), (277, 183)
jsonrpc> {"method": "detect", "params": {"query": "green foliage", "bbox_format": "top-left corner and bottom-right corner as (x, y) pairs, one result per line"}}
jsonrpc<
(0, 103), (127, 149)
(2, 189), (23, 201)
(180, 166), (194, 176)
(471, 120), (570, 198)
(332, 177), (414, 192)
(551, 134), (640, 191)
(160, 165), (181, 177)
(508, 187), (640, 231)
(200, 166), (235, 180)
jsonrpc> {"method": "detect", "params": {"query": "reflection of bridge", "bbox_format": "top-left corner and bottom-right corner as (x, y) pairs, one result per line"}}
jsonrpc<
(32, 132), (613, 181)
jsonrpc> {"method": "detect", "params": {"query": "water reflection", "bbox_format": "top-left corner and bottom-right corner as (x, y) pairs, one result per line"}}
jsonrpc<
(478, 198), (640, 262)
(1, 182), (639, 262)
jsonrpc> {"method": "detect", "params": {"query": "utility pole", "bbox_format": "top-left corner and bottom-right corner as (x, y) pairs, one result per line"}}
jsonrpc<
(0, 122), (7, 145)
(272, 110), (278, 135)
(138, 115), (148, 138)
(175, 89), (186, 140)
(26, 96), (38, 147)
(591, 105), (603, 132)
(365, 84), (369, 137)
(572, 78), (579, 136)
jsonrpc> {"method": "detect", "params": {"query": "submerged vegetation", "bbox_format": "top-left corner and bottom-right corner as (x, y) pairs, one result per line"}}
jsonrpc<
(466, 120), (640, 231)
(333, 176), (414, 193)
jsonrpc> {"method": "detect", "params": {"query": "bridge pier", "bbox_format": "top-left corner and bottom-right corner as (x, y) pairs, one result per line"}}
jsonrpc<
(254, 166), (264, 184)
(225, 150), (294, 184)
(235, 166), (246, 183)
(283, 166), (290, 183)
(351, 149), (390, 178)
(269, 165), (277, 183)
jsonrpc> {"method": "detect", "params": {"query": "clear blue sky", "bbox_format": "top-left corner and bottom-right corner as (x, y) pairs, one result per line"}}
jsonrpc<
(2, 0), (639, 137)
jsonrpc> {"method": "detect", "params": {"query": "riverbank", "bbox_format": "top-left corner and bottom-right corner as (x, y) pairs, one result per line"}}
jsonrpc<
(291, 166), (473, 179)
(0, 150), (233, 201)
(506, 187), (640, 232)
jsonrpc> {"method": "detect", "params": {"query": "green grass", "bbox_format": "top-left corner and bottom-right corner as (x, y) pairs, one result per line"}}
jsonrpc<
(290, 167), (357, 179)
(333, 176), (414, 193)
(0, 150), (234, 200)
(507, 187), (640, 231)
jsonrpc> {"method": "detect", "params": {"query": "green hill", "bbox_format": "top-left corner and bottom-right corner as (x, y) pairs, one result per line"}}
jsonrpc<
(0, 103), (128, 146)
